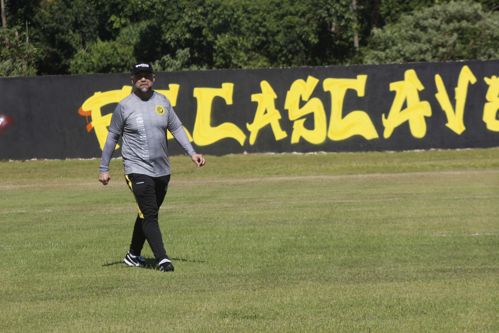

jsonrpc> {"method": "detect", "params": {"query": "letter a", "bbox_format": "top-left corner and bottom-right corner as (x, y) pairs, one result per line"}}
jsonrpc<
(382, 70), (432, 139)
(247, 81), (288, 145)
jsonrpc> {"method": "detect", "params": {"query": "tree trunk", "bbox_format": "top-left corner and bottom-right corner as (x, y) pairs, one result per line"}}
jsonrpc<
(1, 0), (7, 28)
(370, 0), (381, 28)
(352, 0), (359, 49)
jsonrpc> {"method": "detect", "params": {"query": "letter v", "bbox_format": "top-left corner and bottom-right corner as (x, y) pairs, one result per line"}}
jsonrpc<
(434, 65), (477, 135)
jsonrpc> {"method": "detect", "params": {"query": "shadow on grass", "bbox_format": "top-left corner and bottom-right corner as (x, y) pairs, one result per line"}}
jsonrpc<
(102, 256), (206, 269)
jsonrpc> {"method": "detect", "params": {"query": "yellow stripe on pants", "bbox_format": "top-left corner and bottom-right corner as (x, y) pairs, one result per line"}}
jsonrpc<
(125, 175), (144, 219)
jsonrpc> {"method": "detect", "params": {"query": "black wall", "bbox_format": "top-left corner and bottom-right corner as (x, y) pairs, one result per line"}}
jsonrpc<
(0, 60), (498, 159)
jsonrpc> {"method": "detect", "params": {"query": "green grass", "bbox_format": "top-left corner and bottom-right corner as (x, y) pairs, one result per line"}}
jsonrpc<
(1, 148), (498, 332)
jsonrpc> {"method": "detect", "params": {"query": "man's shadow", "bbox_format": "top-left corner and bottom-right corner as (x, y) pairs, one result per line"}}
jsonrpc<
(102, 257), (206, 269)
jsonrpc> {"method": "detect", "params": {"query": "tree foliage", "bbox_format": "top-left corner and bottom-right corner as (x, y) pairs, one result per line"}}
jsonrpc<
(362, 1), (499, 64)
(0, 0), (497, 76)
(31, 0), (100, 74)
(0, 27), (37, 76)
(69, 23), (147, 74)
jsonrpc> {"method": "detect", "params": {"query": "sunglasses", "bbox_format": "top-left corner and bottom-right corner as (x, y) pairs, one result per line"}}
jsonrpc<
(133, 73), (154, 80)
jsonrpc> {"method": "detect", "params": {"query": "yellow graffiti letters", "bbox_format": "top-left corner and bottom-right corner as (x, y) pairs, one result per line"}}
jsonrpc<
(483, 75), (499, 132)
(78, 65), (497, 152)
(435, 65), (477, 134)
(284, 76), (327, 144)
(323, 75), (378, 141)
(192, 83), (246, 146)
(382, 70), (432, 139)
(247, 81), (288, 145)
(79, 86), (132, 149)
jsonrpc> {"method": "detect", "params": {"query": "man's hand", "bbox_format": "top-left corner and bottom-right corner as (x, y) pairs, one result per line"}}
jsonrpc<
(191, 154), (206, 167)
(99, 172), (111, 185)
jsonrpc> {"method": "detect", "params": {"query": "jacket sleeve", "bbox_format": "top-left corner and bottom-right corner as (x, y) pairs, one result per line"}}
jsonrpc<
(99, 104), (124, 173)
(167, 104), (196, 156)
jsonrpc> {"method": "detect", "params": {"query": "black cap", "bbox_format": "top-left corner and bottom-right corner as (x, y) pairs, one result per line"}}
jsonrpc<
(131, 63), (154, 75)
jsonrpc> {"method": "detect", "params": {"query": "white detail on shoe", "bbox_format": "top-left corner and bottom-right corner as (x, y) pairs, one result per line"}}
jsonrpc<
(125, 252), (146, 267)
(136, 182), (145, 184)
(158, 258), (171, 265)
(124, 256), (139, 267)
(129, 253), (145, 263)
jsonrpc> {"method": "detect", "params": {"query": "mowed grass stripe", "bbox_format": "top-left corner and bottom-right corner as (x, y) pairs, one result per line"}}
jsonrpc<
(0, 149), (498, 332)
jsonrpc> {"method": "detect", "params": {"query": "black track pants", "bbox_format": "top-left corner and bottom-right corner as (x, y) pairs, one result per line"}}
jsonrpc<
(125, 173), (170, 261)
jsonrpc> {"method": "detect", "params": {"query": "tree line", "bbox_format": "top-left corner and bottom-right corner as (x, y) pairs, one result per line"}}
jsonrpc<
(0, 0), (497, 77)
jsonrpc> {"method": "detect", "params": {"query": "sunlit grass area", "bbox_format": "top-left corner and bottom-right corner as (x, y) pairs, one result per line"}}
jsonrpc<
(1, 149), (498, 332)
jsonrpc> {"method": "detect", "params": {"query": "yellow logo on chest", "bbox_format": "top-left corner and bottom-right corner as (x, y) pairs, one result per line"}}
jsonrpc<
(155, 105), (165, 115)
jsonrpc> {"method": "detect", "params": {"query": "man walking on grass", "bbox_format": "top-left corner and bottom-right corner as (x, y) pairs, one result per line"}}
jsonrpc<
(98, 63), (205, 272)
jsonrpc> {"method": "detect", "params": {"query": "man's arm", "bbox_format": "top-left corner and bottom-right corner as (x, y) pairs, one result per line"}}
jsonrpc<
(99, 132), (120, 185)
(99, 104), (124, 185)
(168, 105), (206, 167)
(170, 126), (206, 167)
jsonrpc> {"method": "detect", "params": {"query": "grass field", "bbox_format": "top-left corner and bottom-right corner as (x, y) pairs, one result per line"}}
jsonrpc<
(1, 149), (498, 332)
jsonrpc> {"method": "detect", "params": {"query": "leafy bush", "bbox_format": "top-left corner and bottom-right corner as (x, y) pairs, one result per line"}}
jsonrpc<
(0, 28), (38, 77)
(362, 0), (499, 64)
(69, 23), (146, 74)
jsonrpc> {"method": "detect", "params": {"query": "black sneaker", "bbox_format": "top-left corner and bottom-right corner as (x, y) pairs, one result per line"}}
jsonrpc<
(158, 258), (174, 272)
(123, 251), (146, 267)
